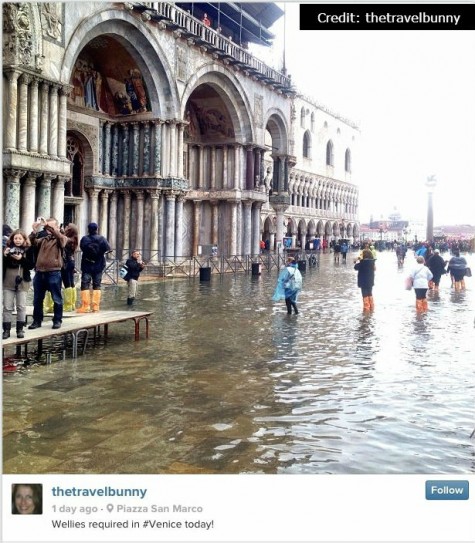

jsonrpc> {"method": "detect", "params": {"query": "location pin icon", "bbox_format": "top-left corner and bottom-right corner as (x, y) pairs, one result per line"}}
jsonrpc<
(107, 504), (114, 513)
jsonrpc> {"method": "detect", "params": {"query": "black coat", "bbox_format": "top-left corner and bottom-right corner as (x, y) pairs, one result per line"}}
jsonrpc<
(124, 257), (144, 281)
(427, 254), (447, 278)
(354, 258), (375, 289)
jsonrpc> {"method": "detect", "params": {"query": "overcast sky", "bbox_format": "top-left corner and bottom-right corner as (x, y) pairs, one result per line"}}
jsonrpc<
(253, 2), (475, 226)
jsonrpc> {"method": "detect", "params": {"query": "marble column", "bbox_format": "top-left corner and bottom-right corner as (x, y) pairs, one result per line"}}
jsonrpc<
(100, 190), (110, 239)
(38, 174), (53, 219)
(210, 146), (216, 189)
(192, 200), (202, 256)
(58, 87), (69, 159)
(39, 82), (49, 155)
(253, 148), (261, 189)
(169, 122), (177, 177)
(121, 190), (131, 258)
(246, 146), (254, 190)
(153, 121), (162, 176)
(160, 123), (170, 177)
(149, 190), (160, 263)
(242, 200), (252, 256)
(131, 123), (140, 176)
(48, 84), (59, 158)
(21, 174), (37, 232)
(5, 71), (20, 150)
(165, 192), (176, 257)
(18, 74), (30, 152)
(143, 122), (151, 175)
(104, 122), (112, 176)
(4, 169), (24, 229)
(52, 176), (66, 224)
(111, 123), (119, 176)
(198, 146), (204, 189)
(275, 206), (285, 250)
(175, 194), (184, 257)
(210, 200), (219, 246)
(121, 124), (129, 176)
(222, 145), (228, 189)
(234, 145), (241, 190)
(29, 78), (39, 153)
(109, 191), (118, 254)
(229, 201), (238, 256)
(177, 123), (184, 178)
(87, 187), (100, 224)
(252, 203), (262, 256)
(135, 190), (145, 251)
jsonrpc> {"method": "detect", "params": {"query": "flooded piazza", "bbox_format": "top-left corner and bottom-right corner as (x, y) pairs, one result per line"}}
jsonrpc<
(3, 250), (475, 475)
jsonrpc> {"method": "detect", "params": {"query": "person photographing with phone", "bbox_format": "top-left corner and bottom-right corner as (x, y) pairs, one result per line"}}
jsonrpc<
(123, 249), (145, 306)
(28, 217), (68, 329)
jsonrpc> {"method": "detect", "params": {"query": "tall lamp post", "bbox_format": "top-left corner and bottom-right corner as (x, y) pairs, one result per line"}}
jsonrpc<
(426, 175), (437, 242)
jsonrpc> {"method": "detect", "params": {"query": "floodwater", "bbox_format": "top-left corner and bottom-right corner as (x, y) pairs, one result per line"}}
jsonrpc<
(3, 250), (475, 474)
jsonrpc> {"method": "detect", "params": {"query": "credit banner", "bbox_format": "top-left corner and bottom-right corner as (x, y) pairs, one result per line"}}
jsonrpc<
(299, 4), (475, 30)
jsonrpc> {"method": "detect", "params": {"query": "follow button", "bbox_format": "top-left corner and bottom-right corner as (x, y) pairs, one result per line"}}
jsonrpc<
(425, 480), (469, 500)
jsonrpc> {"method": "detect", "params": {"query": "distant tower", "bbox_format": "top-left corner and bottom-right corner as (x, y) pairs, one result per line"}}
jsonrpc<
(426, 175), (437, 242)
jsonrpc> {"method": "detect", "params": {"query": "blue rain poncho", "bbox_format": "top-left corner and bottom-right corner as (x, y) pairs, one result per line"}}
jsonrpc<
(272, 264), (303, 302)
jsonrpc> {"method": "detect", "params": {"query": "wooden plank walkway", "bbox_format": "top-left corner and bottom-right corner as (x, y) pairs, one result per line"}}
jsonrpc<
(2, 310), (152, 360)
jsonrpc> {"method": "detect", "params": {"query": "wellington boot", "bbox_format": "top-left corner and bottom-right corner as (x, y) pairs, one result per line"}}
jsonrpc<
(363, 297), (371, 311)
(454, 281), (461, 291)
(421, 299), (428, 312)
(63, 287), (75, 312)
(71, 287), (77, 309)
(43, 291), (54, 314)
(416, 299), (424, 312)
(77, 290), (91, 313)
(92, 290), (102, 312)
(2, 322), (11, 340)
(369, 296), (375, 310)
(16, 321), (25, 338)
(428, 280), (435, 290)
(461, 279), (466, 290)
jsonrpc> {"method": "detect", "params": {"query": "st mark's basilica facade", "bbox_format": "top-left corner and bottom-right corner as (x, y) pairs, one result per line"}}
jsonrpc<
(2, 2), (360, 262)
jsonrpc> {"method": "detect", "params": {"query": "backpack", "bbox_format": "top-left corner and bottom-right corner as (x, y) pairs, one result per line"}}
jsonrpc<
(83, 238), (101, 263)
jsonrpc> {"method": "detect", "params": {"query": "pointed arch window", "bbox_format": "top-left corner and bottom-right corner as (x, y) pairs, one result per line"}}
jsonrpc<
(300, 107), (306, 128)
(326, 140), (334, 167)
(345, 148), (352, 173)
(303, 131), (311, 159)
(311, 112), (315, 133)
(66, 136), (84, 197)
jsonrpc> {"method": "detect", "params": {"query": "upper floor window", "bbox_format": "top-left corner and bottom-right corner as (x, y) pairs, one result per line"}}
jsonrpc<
(326, 140), (334, 166)
(311, 112), (315, 133)
(345, 148), (352, 172)
(300, 107), (306, 128)
(303, 131), (311, 158)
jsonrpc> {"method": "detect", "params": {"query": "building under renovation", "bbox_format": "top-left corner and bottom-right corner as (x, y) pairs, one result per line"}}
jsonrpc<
(2, 1), (360, 262)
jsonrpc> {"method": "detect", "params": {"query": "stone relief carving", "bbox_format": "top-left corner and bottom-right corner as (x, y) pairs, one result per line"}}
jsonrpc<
(176, 43), (187, 81)
(254, 94), (263, 128)
(2, 3), (34, 67)
(40, 3), (62, 42)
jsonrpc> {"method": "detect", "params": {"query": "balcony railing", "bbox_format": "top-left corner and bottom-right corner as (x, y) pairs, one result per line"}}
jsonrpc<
(132, 2), (294, 92)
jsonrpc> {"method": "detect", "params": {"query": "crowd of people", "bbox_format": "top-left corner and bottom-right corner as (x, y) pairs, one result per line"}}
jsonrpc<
(2, 219), (144, 340)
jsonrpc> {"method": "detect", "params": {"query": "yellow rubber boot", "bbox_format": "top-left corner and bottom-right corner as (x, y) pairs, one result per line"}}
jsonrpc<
(43, 291), (54, 314)
(71, 287), (77, 310)
(92, 290), (102, 312)
(369, 296), (375, 310)
(421, 299), (428, 311)
(63, 287), (74, 312)
(363, 297), (371, 311)
(416, 299), (424, 312)
(76, 290), (91, 313)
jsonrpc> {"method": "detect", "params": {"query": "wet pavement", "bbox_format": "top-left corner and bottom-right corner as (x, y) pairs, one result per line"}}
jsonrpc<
(3, 250), (475, 474)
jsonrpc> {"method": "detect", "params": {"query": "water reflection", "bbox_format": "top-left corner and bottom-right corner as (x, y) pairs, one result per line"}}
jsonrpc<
(3, 251), (475, 474)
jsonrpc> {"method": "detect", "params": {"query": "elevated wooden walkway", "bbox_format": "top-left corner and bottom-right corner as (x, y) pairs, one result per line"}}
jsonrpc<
(2, 310), (152, 360)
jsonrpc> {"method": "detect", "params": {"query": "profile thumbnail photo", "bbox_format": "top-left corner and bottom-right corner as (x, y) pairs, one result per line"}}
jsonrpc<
(11, 484), (43, 515)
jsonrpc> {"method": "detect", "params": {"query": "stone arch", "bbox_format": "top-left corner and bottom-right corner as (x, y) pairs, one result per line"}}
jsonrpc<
(182, 65), (254, 142)
(264, 109), (289, 155)
(60, 9), (179, 118)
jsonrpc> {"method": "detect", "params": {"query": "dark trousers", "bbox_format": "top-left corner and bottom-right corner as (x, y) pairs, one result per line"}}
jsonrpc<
(33, 270), (63, 324)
